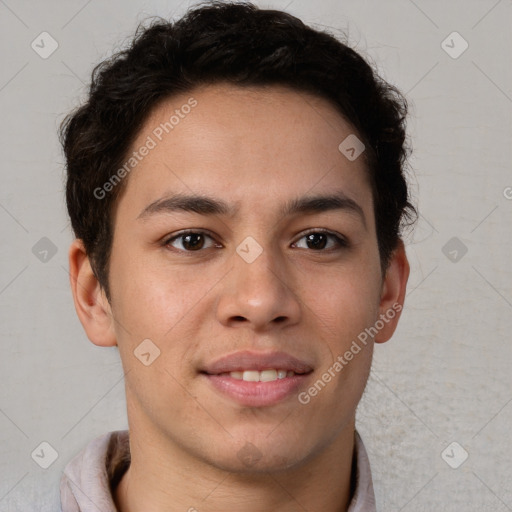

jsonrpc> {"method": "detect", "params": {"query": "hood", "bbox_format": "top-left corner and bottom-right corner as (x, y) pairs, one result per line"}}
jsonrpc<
(60, 430), (129, 512)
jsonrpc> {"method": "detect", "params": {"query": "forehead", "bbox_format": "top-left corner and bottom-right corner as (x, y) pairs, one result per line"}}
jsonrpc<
(115, 82), (373, 222)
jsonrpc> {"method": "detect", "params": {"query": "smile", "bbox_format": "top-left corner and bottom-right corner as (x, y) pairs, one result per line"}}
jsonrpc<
(222, 369), (296, 381)
(200, 349), (314, 407)
(202, 371), (312, 407)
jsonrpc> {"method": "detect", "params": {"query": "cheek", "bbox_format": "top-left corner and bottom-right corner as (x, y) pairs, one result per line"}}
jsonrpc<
(109, 253), (200, 404)
(109, 244), (187, 324)
(307, 268), (379, 406)
(306, 260), (382, 334)
(108, 247), (214, 372)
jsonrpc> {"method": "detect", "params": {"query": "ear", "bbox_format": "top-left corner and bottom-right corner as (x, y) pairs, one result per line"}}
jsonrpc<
(374, 239), (410, 344)
(68, 238), (117, 347)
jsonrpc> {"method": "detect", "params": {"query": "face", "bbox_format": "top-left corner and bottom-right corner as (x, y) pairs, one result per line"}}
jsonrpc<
(94, 83), (404, 472)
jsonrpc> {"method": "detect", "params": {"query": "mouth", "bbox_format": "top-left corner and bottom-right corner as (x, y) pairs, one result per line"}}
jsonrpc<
(200, 350), (314, 407)
(216, 368), (301, 381)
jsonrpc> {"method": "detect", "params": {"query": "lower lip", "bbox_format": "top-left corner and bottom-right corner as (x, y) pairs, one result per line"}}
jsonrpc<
(202, 373), (310, 407)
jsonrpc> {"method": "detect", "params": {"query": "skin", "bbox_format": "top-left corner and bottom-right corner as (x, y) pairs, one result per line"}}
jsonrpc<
(69, 82), (409, 512)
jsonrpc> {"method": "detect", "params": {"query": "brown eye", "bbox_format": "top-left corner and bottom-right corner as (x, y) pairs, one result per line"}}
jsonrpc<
(294, 231), (347, 251)
(165, 231), (217, 252)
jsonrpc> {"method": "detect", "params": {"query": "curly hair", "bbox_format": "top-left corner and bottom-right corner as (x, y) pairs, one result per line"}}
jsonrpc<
(60, 0), (416, 302)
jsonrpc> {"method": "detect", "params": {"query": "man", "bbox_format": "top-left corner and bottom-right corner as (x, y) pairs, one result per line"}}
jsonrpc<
(59, 2), (415, 510)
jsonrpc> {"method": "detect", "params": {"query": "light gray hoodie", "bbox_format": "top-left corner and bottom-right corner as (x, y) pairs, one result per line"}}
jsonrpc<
(60, 429), (377, 511)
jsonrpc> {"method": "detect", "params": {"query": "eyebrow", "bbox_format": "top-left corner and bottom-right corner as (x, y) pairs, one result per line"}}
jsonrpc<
(137, 191), (366, 227)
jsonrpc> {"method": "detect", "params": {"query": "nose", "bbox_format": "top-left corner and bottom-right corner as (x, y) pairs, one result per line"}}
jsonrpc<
(215, 242), (302, 332)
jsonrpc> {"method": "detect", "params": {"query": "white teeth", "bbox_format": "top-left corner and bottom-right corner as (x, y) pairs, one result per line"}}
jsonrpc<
(227, 369), (295, 381)
(260, 369), (277, 382)
(243, 370), (260, 382)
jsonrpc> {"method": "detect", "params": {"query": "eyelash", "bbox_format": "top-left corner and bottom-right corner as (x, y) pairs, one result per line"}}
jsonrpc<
(162, 229), (348, 253)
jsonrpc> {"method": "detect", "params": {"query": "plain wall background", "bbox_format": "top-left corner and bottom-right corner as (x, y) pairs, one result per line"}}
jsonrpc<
(1, 0), (511, 510)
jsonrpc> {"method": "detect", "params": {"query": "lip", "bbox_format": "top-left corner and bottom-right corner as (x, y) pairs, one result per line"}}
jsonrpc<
(200, 350), (314, 407)
(201, 350), (314, 375)
(202, 373), (311, 407)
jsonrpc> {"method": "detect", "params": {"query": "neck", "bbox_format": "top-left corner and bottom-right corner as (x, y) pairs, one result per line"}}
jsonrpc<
(113, 418), (357, 512)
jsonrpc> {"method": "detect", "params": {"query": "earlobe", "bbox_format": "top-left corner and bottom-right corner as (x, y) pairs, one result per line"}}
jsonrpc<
(374, 239), (410, 344)
(68, 239), (117, 347)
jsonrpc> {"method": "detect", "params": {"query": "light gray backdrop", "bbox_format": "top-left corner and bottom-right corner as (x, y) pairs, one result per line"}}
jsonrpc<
(1, 0), (511, 510)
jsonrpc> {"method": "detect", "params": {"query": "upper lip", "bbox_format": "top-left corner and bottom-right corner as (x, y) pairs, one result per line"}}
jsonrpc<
(202, 350), (314, 375)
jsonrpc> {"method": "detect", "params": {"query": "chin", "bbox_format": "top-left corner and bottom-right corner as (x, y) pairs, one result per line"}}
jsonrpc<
(201, 435), (310, 474)
(212, 452), (302, 475)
